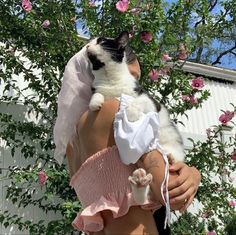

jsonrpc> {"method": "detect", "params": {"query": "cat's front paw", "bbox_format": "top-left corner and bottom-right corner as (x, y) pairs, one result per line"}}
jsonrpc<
(128, 168), (152, 187)
(89, 93), (104, 111)
(125, 105), (142, 122)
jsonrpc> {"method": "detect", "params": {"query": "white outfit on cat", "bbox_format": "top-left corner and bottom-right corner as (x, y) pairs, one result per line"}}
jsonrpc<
(114, 94), (171, 227)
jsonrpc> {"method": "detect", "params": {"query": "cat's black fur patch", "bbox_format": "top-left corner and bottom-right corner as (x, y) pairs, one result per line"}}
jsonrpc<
(87, 52), (105, 70)
(98, 37), (124, 63)
(91, 87), (96, 94)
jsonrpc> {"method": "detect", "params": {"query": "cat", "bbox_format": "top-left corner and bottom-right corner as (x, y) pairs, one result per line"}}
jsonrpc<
(86, 31), (185, 204)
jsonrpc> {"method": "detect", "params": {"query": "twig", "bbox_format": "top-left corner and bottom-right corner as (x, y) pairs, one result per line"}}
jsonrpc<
(212, 42), (236, 65)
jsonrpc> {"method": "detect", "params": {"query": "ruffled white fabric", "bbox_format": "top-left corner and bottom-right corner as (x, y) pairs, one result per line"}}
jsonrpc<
(53, 46), (94, 164)
(114, 94), (163, 165)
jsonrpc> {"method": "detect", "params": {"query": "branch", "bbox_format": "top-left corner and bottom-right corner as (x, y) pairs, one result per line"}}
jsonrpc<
(213, 7), (230, 27)
(230, 51), (236, 56)
(209, 0), (218, 12)
(194, 0), (218, 28)
(211, 42), (236, 65)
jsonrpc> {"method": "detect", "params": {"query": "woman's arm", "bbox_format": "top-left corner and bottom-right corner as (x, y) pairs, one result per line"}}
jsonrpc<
(66, 141), (81, 178)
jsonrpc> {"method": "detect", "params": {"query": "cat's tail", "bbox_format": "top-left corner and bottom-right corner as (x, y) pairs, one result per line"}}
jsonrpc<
(158, 105), (185, 162)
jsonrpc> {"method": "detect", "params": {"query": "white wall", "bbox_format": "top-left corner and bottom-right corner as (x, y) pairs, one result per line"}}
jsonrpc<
(177, 79), (236, 136)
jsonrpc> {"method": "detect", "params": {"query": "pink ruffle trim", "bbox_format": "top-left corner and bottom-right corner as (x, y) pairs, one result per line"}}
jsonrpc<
(72, 191), (161, 233)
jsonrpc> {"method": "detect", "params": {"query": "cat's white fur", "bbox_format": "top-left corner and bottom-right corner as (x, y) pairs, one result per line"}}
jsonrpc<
(87, 37), (185, 204)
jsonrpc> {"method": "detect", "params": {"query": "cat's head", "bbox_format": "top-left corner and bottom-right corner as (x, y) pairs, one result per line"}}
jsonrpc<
(86, 31), (129, 71)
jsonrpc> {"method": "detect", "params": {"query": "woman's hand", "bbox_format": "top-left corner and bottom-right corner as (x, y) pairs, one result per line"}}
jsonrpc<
(168, 162), (201, 212)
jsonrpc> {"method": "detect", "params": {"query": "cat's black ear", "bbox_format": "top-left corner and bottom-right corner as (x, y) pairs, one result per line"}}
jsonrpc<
(116, 31), (129, 49)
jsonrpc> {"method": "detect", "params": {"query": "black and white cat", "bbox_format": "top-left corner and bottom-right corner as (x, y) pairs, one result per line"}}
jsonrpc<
(86, 31), (185, 204)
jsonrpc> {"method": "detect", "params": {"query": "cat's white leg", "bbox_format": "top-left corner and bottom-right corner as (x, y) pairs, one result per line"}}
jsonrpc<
(89, 93), (105, 111)
(126, 94), (156, 122)
(158, 106), (185, 162)
(125, 104), (143, 122)
(128, 168), (152, 204)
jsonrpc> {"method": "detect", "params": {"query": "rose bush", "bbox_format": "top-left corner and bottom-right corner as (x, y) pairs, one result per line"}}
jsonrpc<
(0, 0), (235, 234)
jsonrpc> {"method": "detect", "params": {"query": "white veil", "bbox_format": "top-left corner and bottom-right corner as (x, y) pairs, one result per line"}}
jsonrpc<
(53, 46), (94, 165)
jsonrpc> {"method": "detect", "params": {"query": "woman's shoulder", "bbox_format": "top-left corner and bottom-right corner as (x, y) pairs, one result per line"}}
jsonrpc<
(76, 99), (120, 132)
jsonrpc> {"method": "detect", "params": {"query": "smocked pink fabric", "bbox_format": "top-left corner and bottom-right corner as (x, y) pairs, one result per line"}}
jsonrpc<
(70, 146), (162, 233)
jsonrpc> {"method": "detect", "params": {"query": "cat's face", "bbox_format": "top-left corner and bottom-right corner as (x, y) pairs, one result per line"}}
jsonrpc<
(86, 31), (129, 71)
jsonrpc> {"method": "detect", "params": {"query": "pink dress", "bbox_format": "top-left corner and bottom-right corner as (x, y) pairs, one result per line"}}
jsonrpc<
(70, 145), (162, 233)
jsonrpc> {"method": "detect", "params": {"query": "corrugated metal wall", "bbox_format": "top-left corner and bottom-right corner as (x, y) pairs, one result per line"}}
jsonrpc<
(177, 79), (236, 136)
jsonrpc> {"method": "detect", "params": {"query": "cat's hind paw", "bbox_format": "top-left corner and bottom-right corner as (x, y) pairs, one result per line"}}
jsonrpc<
(89, 93), (104, 111)
(128, 168), (153, 187)
(128, 168), (152, 204)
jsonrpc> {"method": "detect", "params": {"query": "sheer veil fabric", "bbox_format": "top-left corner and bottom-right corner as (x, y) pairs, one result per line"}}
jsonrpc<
(53, 46), (94, 165)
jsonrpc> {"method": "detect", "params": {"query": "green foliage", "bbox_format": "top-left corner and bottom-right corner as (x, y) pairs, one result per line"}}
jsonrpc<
(0, 0), (235, 234)
(172, 212), (205, 235)
(225, 214), (236, 235)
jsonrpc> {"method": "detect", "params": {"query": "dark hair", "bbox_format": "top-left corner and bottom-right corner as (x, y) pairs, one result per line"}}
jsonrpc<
(125, 45), (138, 64)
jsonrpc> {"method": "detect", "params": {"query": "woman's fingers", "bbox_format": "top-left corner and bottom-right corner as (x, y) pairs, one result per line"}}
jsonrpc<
(170, 187), (194, 206)
(179, 194), (195, 213)
(168, 179), (191, 199)
(168, 173), (187, 191)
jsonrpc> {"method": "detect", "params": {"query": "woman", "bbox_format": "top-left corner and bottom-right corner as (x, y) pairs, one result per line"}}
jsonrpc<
(58, 46), (201, 234)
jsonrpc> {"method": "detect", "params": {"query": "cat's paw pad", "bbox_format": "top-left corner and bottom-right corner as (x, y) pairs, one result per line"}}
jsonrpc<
(89, 93), (104, 111)
(128, 168), (152, 188)
(125, 105), (142, 122)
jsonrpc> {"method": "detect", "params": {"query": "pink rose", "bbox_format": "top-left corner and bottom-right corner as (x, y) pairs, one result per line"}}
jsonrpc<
(178, 52), (188, 60)
(191, 77), (205, 90)
(159, 68), (169, 78)
(207, 232), (217, 235)
(219, 114), (229, 124)
(231, 152), (236, 161)
(42, 20), (50, 28)
(219, 110), (234, 124)
(178, 43), (188, 60)
(182, 95), (198, 104)
(182, 95), (191, 102)
(116, 0), (129, 12)
(140, 31), (153, 43)
(225, 111), (234, 120)
(89, 0), (96, 7)
(228, 200), (236, 207)
(162, 53), (171, 61)
(22, 0), (32, 12)
(148, 69), (159, 81)
(38, 171), (48, 186)
(190, 96), (198, 104)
